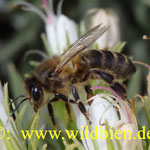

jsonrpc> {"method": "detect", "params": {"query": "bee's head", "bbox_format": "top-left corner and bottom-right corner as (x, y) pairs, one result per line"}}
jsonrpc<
(24, 77), (45, 112)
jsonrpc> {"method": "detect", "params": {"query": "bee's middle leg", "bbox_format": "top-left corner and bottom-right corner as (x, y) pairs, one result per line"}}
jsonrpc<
(84, 85), (94, 105)
(49, 97), (72, 124)
(84, 85), (93, 99)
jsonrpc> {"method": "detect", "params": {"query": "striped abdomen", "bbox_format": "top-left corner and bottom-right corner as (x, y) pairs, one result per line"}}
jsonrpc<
(82, 50), (136, 79)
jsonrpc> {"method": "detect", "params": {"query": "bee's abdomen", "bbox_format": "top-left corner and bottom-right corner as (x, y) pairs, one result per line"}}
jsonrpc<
(83, 50), (136, 79)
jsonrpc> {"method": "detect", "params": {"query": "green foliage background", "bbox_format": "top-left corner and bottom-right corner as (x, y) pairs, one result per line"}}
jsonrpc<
(0, 0), (150, 149)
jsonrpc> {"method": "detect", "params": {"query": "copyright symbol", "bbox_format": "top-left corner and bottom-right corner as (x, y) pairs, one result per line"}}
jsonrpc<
(0, 127), (5, 139)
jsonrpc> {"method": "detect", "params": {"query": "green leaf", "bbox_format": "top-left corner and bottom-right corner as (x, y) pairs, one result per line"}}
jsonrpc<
(65, 30), (71, 48)
(148, 143), (150, 150)
(4, 83), (10, 115)
(144, 96), (150, 108)
(142, 140), (147, 150)
(11, 120), (27, 150)
(127, 68), (141, 99)
(9, 132), (24, 150)
(25, 113), (37, 130)
(18, 104), (28, 123)
(112, 127), (121, 150)
(42, 144), (47, 150)
(0, 120), (21, 150)
(63, 138), (82, 150)
(112, 42), (126, 53)
(41, 33), (52, 56)
(29, 60), (40, 67)
(30, 111), (40, 130)
(8, 63), (25, 99)
(3, 83), (26, 149)
(28, 111), (40, 150)
(105, 120), (115, 150)
(71, 139), (84, 150)
(143, 98), (150, 131)
(79, 21), (86, 36)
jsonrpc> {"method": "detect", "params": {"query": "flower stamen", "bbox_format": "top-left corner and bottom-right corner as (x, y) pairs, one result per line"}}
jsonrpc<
(131, 94), (145, 124)
(133, 60), (150, 70)
(91, 86), (122, 100)
(57, 0), (64, 16)
(43, 0), (55, 24)
(17, 1), (47, 24)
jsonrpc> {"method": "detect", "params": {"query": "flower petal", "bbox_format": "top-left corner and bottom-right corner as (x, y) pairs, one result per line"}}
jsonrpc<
(92, 9), (120, 50)
(72, 104), (95, 150)
(56, 15), (78, 53)
(115, 121), (143, 150)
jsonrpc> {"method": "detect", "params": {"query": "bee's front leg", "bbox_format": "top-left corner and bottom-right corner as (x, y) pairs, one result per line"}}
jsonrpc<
(55, 89), (92, 124)
(48, 97), (59, 128)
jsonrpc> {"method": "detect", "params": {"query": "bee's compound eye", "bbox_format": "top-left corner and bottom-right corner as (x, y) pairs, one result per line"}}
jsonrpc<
(31, 84), (42, 101)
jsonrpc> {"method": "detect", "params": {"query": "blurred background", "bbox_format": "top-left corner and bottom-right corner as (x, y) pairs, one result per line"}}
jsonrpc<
(0, 0), (150, 149)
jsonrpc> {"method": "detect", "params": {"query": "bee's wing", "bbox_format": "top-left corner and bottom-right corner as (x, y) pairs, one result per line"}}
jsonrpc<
(52, 24), (109, 76)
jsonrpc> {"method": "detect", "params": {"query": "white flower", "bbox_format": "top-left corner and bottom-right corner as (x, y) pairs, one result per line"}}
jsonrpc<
(91, 9), (120, 50)
(115, 121), (143, 150)
(0, 84), (7, 150)
(73, 94), (127, 150)
(45, 14), (78, 55)
(0, 84), (13, 149)
(72, 86), (143, 150)
(0, 83), (24, 150)
(18, 0), (78, 55)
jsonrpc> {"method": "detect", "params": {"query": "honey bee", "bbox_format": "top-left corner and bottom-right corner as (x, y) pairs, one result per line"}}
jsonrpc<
(14, 24), (136, 126)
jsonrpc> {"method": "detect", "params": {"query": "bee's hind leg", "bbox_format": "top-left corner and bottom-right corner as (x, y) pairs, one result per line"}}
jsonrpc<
(92, 69), (127, 99)
(83, 69), (128, 100)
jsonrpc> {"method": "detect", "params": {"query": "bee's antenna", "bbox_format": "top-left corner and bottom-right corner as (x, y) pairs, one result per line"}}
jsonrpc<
(10, 98), (29, 117)
(23, 49), (48, 62)
(10, 95), (26, 105)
